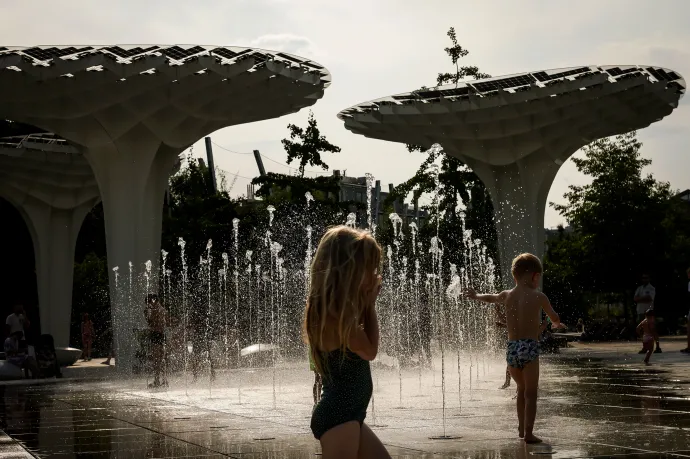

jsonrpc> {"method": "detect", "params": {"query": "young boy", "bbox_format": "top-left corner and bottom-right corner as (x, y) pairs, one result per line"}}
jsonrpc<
(465, 253), (565, 443)
(636, 309), (658, 365)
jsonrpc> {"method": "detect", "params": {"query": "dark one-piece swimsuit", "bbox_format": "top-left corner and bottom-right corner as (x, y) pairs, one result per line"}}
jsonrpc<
(310, 349), (373, 440)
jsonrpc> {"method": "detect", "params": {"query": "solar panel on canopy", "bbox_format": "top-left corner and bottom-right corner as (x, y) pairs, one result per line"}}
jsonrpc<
(392, 94), (420, 101)
(104, 46), (159, 59)
(472, 73), (535, 93)
(275, 53), (303, 64)
(416, 86), (470, 99)
(161, 46), (205, 61)
(667, 81), (685, 93)
(301, 61), (324, 70)
(646, 67), (681, 83)
(211, 48), (238, 59)
(607, 67), (640, 77)
(533, 67), (590, 82)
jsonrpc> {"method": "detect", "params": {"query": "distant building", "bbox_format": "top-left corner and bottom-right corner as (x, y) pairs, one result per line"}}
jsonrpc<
(676, 189), (690, 203)
(333, 170), (429, 228)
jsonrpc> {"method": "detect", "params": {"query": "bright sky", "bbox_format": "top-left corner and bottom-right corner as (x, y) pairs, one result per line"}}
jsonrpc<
(1, 0), (688, 227)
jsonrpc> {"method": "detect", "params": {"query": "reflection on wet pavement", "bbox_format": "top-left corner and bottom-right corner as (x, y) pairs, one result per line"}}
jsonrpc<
(1, 349), (690, 458)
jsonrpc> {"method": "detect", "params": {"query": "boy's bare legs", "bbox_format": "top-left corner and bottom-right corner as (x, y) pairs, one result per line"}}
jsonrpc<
(500, 367), (511, 389)
(522, 358), (541, 443)
(508, 366), (525, 438)
(644, 348), (652, 365)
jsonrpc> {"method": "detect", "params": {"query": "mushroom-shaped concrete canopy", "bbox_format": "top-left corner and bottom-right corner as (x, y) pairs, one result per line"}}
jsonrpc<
(0, 129), (99, 347)
(0, 45), (331, 364)
(338, 65), (685, 283)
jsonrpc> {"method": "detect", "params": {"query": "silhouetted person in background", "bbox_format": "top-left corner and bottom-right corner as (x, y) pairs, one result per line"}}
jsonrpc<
(634, 274), (660, 353)
(637, 309), (658, 365)
(81, 313), (95, 361)
(5, 304), (29, 349)
(4, 331), (38, 378)
(145, 294), (168, 388)
(682, 267), (690, 354)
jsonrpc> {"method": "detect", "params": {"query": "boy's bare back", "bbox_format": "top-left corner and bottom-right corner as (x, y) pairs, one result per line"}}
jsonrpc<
(502, 286), (553, 341)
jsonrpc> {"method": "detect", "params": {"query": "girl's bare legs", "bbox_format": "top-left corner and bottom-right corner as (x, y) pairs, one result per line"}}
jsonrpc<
(320, 421), (390, 459)
(358, 423), (391, 459)
(320, 421), (360, 459)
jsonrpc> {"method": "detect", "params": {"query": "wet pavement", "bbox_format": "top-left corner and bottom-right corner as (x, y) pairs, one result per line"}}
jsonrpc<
(2, 339), (690, 458)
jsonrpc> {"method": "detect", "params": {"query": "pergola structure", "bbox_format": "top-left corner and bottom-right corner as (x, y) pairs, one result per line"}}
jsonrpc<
(0, 45), (330, 360)
(338, 65), (685, 284)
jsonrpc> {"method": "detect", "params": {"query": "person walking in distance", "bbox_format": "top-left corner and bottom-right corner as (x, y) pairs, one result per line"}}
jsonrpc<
(145, 294), (168, 388)
(634, 274), (660, 353)
(681, 267), (690, 354)
(5, 304), (30, 347)
(637, 309), (658, 365)
(81, 313), (95, 361)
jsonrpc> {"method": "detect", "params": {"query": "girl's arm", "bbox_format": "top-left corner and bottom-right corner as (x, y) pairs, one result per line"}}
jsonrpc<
(349, 309), (378, 361)
(349, 278), (381, 361)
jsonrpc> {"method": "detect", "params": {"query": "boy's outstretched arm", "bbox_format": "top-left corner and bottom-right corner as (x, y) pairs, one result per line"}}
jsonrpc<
(540, 294), (566, 330)
(465, 288), (508, 305)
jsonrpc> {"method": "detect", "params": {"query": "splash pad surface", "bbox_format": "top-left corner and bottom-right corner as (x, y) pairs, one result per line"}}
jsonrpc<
(3, 343), (690, 458)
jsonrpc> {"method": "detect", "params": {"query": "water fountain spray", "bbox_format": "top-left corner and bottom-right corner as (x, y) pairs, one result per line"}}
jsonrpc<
(178, 237), (189, 394)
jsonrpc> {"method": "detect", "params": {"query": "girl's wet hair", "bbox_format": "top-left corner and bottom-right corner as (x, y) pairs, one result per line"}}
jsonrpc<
(303, 225), (381, 376)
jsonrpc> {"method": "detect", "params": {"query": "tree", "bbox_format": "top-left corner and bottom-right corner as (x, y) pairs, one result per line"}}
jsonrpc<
(389, 27), (498, 272)
(282, 110), (341, 177)
(436, 27), (491, 87)
(549, 131), (678, 320)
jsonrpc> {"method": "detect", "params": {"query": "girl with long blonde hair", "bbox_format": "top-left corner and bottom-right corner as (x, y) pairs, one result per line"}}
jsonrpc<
(305, 226), (390, 458)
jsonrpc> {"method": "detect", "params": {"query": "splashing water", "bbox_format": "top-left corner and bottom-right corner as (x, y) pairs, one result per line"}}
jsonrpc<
(110, 160), (499, 438)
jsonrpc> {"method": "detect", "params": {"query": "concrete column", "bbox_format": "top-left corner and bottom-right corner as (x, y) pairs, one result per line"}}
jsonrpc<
(84, 140), (180, 368)
(468, 154), (562, 288)
(16, 198), (95, 347)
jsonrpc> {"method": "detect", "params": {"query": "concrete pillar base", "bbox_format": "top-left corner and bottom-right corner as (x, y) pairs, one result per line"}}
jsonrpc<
(85, 142), (180, 371)
(468, 153), (562, 288)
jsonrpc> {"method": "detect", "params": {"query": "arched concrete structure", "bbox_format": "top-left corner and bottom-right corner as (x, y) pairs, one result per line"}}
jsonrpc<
(0, 45), (331, 364)
(0, 133), (99, 347)
(338, 65), (685, 284)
